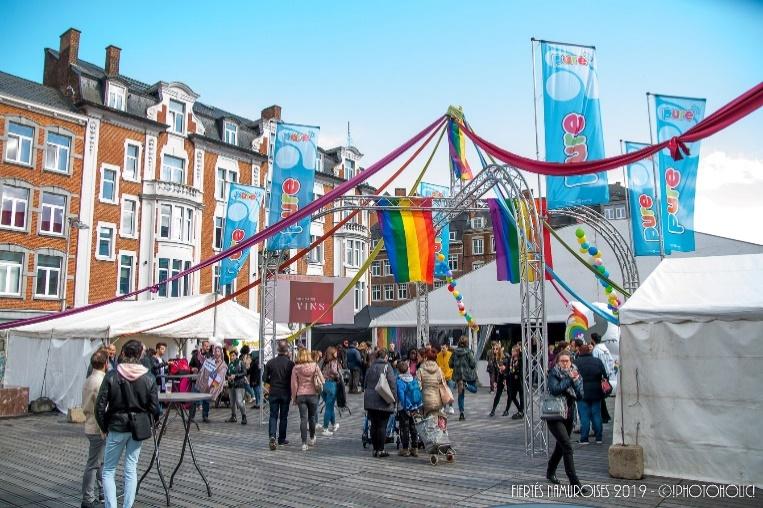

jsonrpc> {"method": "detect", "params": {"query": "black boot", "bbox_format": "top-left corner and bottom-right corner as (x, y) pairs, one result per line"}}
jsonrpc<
(546, 473), (560, 485)
(241, 415), (247, 425)
(489, 410), (495, 417)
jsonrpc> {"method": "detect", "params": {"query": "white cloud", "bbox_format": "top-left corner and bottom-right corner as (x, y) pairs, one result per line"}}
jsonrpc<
(695, 151), (763, 245)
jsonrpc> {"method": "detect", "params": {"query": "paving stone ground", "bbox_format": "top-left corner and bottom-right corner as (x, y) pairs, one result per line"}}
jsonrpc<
(0, 391), (758, 507)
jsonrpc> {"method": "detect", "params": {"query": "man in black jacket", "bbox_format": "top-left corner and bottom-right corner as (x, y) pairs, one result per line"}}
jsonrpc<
(95, 339), (159, 508)
(263, 340), (294, 450)
(574, 345), (608, 444)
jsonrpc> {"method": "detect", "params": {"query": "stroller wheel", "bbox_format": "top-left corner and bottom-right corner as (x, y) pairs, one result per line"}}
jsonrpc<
(446, 449), (455, 462)
(430, 455), (438, 465)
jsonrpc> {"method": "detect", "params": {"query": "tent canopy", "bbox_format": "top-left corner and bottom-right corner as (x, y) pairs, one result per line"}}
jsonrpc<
(5, 293), (291, 341)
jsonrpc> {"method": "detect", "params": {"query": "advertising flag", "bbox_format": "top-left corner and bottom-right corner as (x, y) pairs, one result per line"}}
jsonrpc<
(624, 141), (661, 256)
(540, 41), (609, 209)
(653, 95), (705, 253)
(418, 181), (451, 279)
(220, 183), (266, 286)
(267, 122), (319, 250)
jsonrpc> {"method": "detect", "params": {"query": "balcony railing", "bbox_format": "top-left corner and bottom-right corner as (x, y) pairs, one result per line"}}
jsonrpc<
(142, 180), (203, 205)
(337, 222), (368, 236)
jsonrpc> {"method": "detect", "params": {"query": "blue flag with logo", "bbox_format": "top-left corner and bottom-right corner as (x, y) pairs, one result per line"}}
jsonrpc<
(540, 41), (609, 209)
(418, 181), (450, 279)
(624, 141), (661, 256)
(220, 184), (266, 286)
(267, 122), (319, 250)
(654, 95), (705, 254)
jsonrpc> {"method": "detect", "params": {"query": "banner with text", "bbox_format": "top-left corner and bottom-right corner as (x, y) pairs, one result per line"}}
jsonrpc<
(275, 275), (354, 324)
(624, 141), (661, 256)
(654, 95), (705, 254)
(267, 122), (319, 250)
(540, 41), (609, 209)
(220, 183), (266, 285)
(418, 181), (451, 279)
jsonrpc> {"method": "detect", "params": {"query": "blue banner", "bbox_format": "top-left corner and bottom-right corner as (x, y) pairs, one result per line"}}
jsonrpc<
(220, 184), (266, 285)
(418, 181), (450, 278)
(624, 141), (661, 256)
(267, 122), (319, 250)
(540, 41), (609, 209)
(654, 95), (705, 254)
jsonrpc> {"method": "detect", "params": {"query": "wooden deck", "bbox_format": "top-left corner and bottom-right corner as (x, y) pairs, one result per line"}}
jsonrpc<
(0, 392), (758, 507)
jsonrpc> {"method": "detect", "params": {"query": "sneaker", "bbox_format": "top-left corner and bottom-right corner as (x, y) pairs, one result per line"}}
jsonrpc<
(579, 440), (590, 445)
(301, 444), (309, 451)
(241, 415), (247, 425)
(398, 448), (411, 457)
(225, 416), (237, 423)
(595, 440), (603, 444)
(316, 424), (323, 431)
(322, 429), (334, 437)
(502, 410), (509, 417)
(459, 412), (465, 421)
(331, 423), (339, 432)
(447, 406), (455, 415)
(511, 412), (524, 420)
(489, 410), (495, 417)
(410, 448), (418, 457)
(308, 437), (316, 446)
(269, 437), (277, 451)
(278, 439), (290, 446)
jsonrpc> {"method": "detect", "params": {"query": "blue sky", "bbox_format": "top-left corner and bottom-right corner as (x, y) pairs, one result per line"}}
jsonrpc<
(1, 0), (762, 242)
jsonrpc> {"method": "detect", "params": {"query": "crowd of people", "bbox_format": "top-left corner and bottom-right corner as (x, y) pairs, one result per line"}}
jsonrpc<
(78, 331), (615, 506)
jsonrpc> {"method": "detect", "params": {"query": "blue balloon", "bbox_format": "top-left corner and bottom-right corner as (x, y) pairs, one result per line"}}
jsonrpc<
(451, 280), (457, 287)
(581, 243), (589, 250)
(603, 270), (609, 278)
(588, 246), (598, 256)
(456, 295), (463, 301)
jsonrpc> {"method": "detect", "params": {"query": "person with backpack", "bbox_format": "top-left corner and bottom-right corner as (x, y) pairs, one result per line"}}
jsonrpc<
(449, 335), (477, 421)
(395, 360), (421, 457)
(95, 339), (159, 508)
(290, 348), (323, 451)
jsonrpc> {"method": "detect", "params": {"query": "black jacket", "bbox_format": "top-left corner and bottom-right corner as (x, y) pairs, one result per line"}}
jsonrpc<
(574, 353), (608, 401)
(263, 354), (294, 398)
(248, 354), (261, 387)
(95, 368), (160, 434)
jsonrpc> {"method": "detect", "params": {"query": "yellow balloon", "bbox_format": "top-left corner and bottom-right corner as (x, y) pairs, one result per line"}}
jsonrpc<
(577, 236), (585, 244)
(452, 290), (460, 298)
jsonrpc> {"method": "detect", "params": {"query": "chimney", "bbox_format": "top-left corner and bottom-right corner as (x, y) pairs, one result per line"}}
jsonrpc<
(105, 45), (121, 76)
(261, 105), (282, 122)
(394, 188), (406, 197)
(59, 28), (81, 66)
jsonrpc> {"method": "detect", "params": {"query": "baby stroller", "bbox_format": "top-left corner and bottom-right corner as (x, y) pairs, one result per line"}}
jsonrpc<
(415, 414), (455, 465)
(362, 412), (398, 449)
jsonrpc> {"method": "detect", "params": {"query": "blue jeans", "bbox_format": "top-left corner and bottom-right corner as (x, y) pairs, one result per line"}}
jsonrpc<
(577, 399), (603, 442)
(102, 431), (142, 508)
(457, 381), (465, 412)
(447, 380), (456, 408)
(322, 380), (337, 427)
(244, 384), (262, 405)
(269, 394), (290, 443)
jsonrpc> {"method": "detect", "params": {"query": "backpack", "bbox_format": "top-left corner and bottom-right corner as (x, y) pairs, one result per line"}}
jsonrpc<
(169, 358), (189, 375)
(404, 378), (423, 411)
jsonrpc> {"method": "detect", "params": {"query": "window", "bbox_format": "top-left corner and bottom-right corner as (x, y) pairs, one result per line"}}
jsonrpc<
(121, 198), (137, 237)
(384, 283), (394, 300)
(473, 238), (484, 255)
(160, 204), (171, 238)
(449, 231), (457, 242)
(383, 259), (391, 276)
(35, 254), (61, 297)
(472, 261), (484, 271)
(161, 155), (185, 184)
(604, 205), (627, 220)
(213, 264), (234, 296)
(158, 204), (193, 242)
(157, 258), (191, 297)
(354, 281), (366, 311)
(214, 216), (224, 249)
(434, 280), (445, 289)
(307, 235), (324, 264)
(491, 236), (496, 253)
(345, 239), (364, 268)
(1, 185), (29, 230)
(344, 159), (356, 179)
(471, 217), (485, 229)
(316, 155), (323, 173)
(6, 122), (34, 165)
(616, 205), (626, 219)
(124, 143), (140, 180)
(0, 251), (23, 296)
(224, 122), (237, 145)
(97, 225), (115, 260)
(252, 165), (261, 186)
(216, 168), (239, 201)
(371, 261), (381, 277)
(372, 285), (381, 301)
(448, 254), (459, 271)
(397, 283), (408, 300)
(100, 167), (118, 202)
(118, 254), (134, 295)
(44, 132), (71, 173)
(107, 84), (126, 110)
(40, 192), (66, 235)
(372, 239), (380, 250)
(168, 99), (185, 134)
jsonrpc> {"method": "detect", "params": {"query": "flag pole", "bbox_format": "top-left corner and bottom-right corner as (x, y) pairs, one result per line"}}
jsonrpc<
(619, 140), (635, 257)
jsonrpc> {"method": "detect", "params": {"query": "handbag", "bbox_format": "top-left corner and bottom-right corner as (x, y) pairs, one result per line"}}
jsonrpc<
(601, 377), (613, 397)
(118, 377), (152, 441)
(540, 393), (568, 421)
(438, 378), (454, 406)
(375, 364), (395, 404)
(312, 365), (325, 394)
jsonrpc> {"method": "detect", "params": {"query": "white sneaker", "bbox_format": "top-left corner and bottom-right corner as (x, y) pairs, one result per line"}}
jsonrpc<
(316, 424), (323, 431)
(331, 423), (339, 432)
(308, 437), (316, 446)
(448, 406), (455, 415)
(321, 429), (334, 437)
(301, 444), (309, 451)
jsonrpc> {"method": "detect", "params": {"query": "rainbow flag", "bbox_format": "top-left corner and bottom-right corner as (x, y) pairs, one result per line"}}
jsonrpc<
(376, 197), (435, 284)
(447, 118), (473, 181)
(487, 198), (520, 283)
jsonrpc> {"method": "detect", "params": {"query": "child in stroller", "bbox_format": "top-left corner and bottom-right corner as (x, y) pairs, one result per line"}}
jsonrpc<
(362, 412), (397, 448)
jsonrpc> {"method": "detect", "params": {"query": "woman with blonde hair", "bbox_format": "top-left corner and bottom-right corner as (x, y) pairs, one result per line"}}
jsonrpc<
(416, 347), (446, 419)
(318, 346), (341, 435)
(291, 348), (324, 451)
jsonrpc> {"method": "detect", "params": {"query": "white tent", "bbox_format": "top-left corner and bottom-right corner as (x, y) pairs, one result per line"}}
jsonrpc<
(614, 254), (763, 487)
(3, 294), (291, 411)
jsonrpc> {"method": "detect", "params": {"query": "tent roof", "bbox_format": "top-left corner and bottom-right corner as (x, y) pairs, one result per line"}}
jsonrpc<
(619, 253), (763, 324)
(6, 294), (291, 341)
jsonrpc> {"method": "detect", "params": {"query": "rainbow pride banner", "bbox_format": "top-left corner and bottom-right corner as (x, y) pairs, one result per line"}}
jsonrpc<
(447, 118), (473, 181)
(376, 197), (435, 284)
(487, 198), (520, 283)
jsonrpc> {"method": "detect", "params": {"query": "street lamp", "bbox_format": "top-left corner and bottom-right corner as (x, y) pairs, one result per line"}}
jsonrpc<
(61, 217), (89, 311)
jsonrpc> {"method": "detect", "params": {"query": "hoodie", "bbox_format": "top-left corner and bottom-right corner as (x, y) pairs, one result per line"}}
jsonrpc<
(117, 363), (148, 381)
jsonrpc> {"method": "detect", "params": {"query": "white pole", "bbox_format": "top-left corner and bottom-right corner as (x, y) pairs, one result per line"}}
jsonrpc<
(305, 326), (312, 351)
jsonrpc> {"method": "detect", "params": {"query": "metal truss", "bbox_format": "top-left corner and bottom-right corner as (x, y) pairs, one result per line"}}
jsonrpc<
(258, 250), (284, 362)
(415, 282), (429, 347)
(548, 206), (640, 295)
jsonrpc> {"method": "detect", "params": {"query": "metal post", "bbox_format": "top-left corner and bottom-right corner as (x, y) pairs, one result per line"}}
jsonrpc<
(257, 250), (279, 424)
(61, 218), (88, 311)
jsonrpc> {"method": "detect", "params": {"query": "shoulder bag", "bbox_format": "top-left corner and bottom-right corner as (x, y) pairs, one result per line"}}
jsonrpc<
(312, 365), (325, 394)
(540, 393), (568, 421)
(601, 377), (613, 397)
(438, 377), (454, 406)
(375, 364), (395, 404)
(118, 376), (152, 441)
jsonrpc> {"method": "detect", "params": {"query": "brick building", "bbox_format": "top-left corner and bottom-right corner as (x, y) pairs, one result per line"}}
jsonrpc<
(0, 28), (374, 323)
